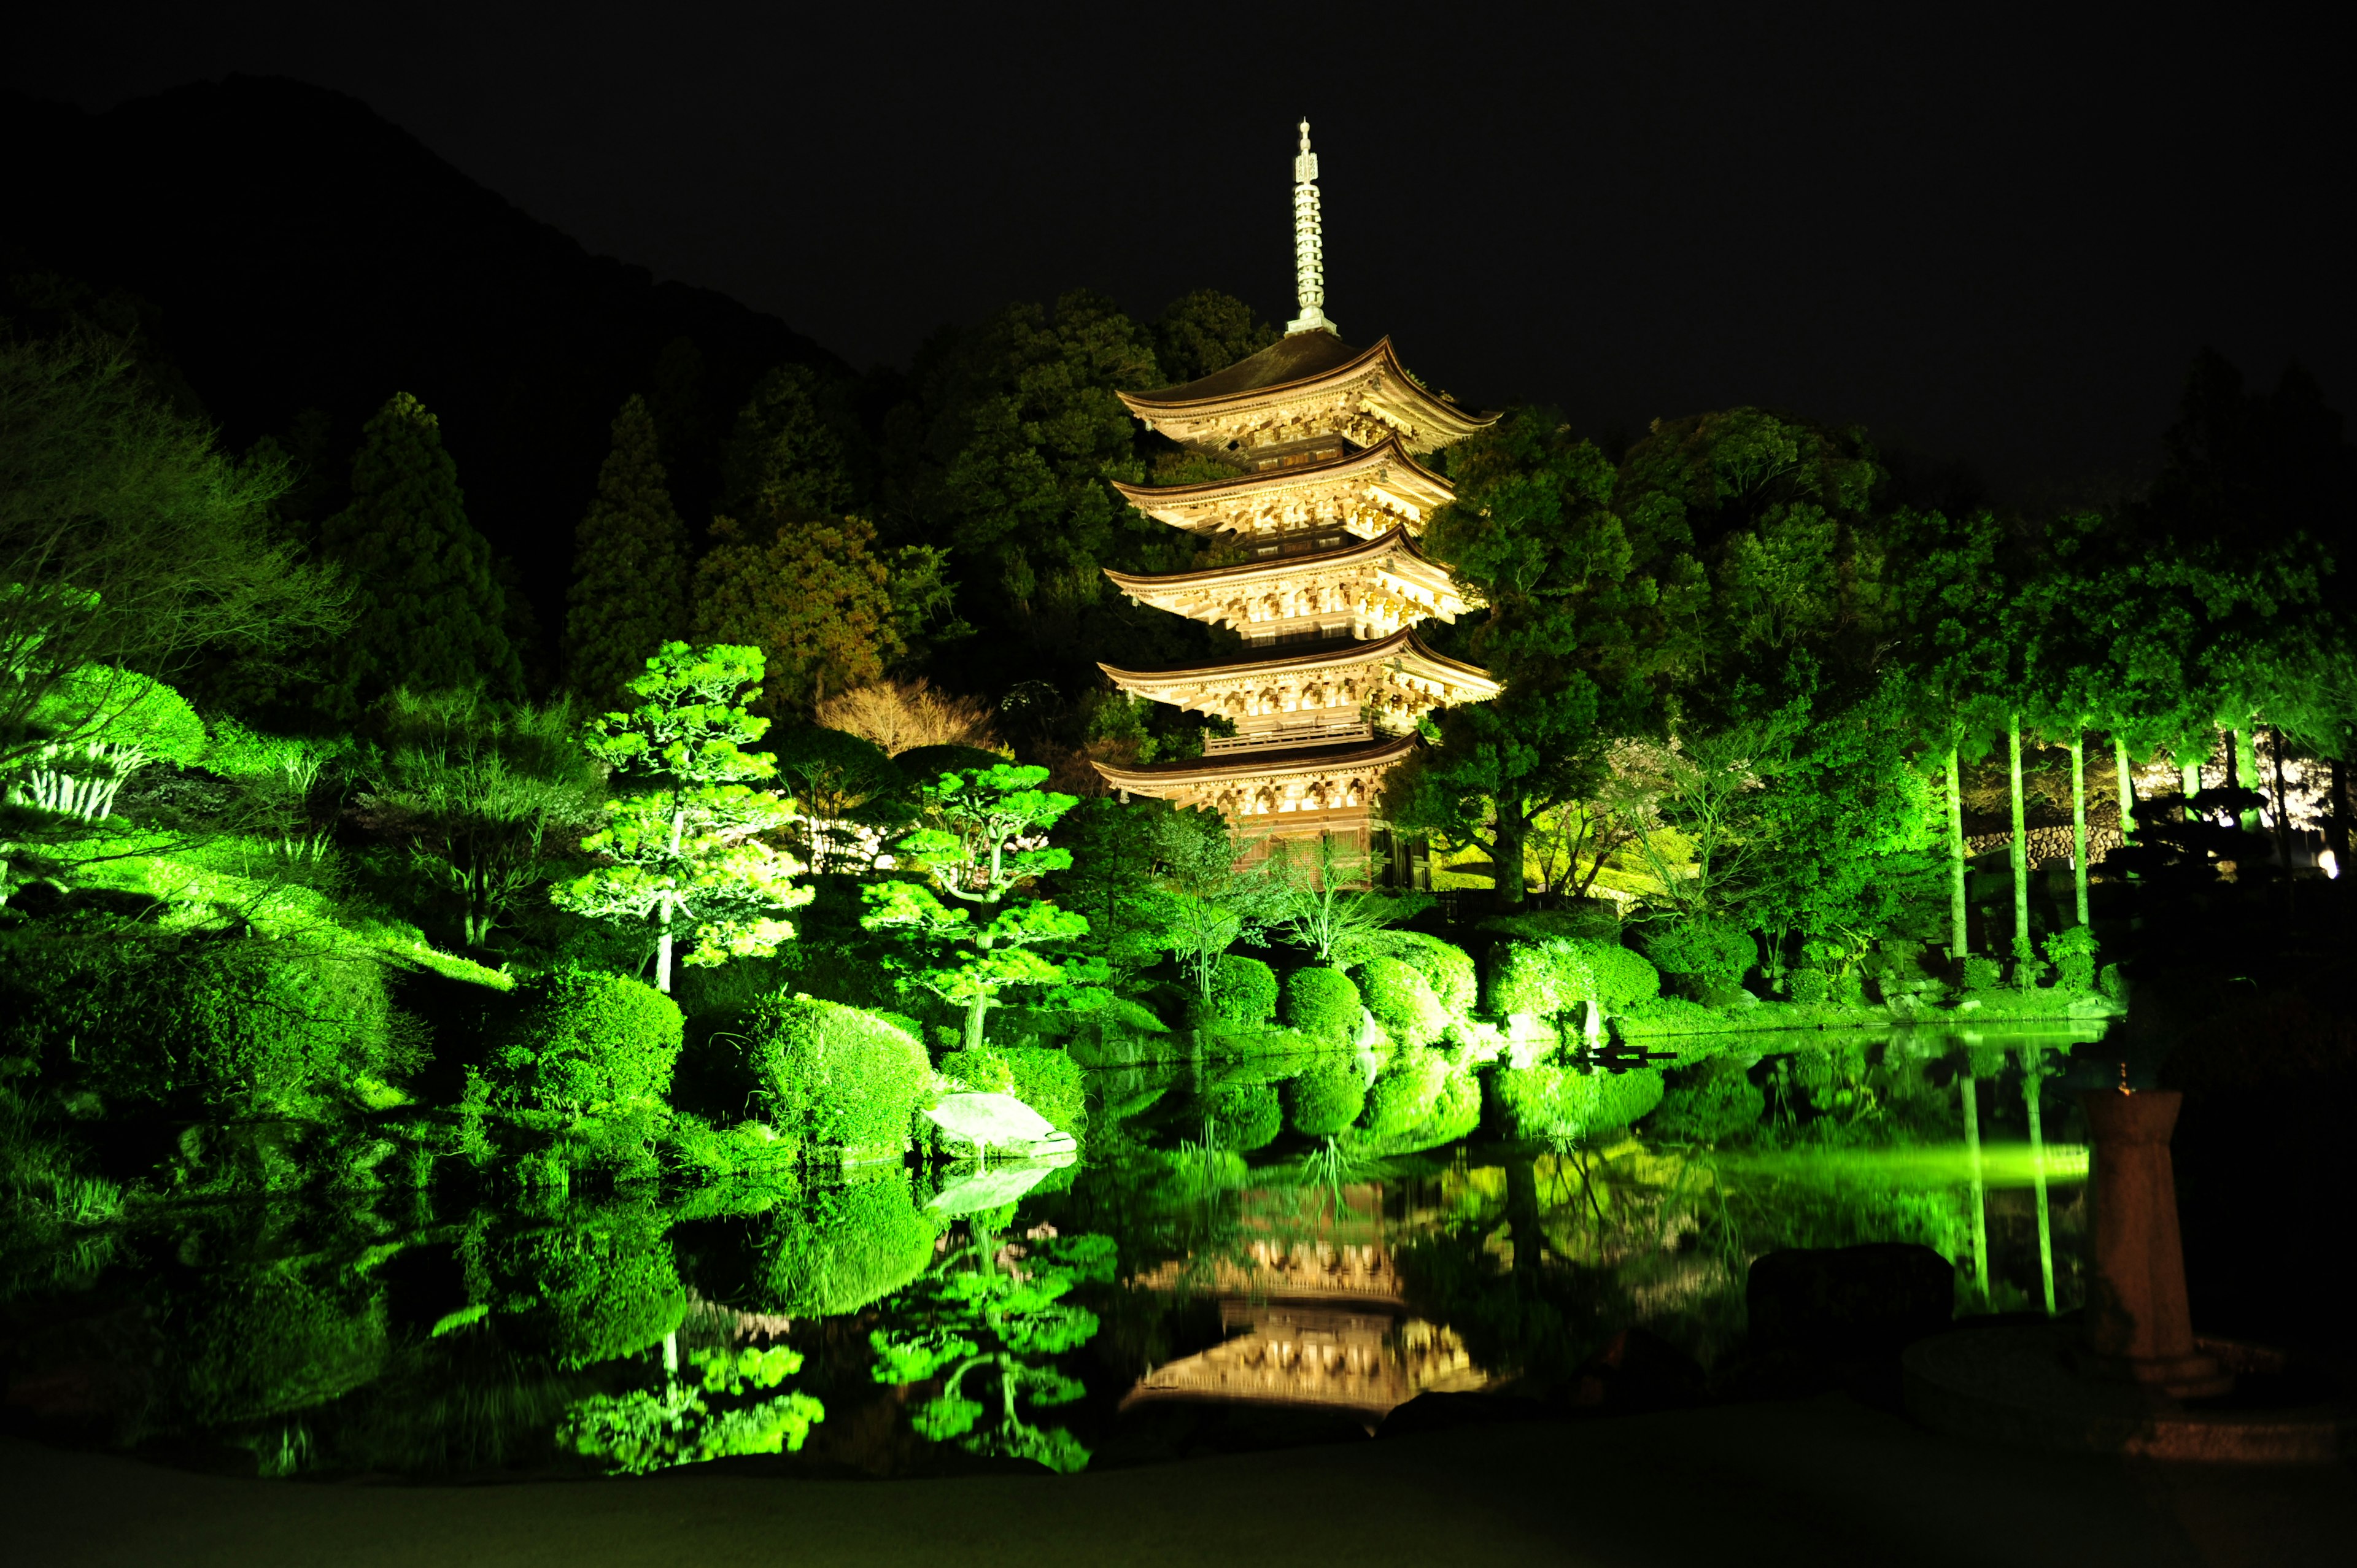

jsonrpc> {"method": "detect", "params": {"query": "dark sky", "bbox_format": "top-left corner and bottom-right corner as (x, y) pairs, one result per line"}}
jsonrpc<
(9, 1), (2348, 496)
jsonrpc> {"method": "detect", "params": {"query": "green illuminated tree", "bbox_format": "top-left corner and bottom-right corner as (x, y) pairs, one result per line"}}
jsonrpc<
(552, 643), (813, 991)
(861, 763), (1090, 1049)
(1142, 805), (1281, 1002)
(322, 392), (521, 716)
(565, 395), (689, 708)
(1260, 832), (1429, 965)
(1, 332), (343, 775)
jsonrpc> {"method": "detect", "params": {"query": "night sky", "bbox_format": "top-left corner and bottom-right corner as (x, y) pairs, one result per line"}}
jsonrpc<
(9, 1), (2347, 498)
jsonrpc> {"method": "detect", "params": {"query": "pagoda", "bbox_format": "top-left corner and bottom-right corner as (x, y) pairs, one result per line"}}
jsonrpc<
(1093, 120), (1499, 857)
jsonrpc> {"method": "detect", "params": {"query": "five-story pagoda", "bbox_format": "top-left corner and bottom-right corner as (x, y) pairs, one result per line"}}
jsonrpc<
(1093, 121), (1500, 858)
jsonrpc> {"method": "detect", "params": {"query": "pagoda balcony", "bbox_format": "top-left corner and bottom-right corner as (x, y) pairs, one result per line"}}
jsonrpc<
(1203, 718), (1376, 755)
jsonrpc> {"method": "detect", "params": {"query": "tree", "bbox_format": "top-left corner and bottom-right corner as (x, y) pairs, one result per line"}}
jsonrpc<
(1150, 289), (1277, 385)
(860, 763), (1089, 1049)
(1260, 832), (1430, 964)
(718, 363), (856, 521)
(767, 724), (902, 874)
(551, 643), (813, 992)
(322, 392), (520, 716)
(816, 678), (1000, 757)
(692, 512), (902, 713)
(1144, 806), (1282, 1002)
(565, 395), (689, 708)
(1391, 683), (1604, 907)
(1, 331), (344, 774)
(354, 688), (605, 947)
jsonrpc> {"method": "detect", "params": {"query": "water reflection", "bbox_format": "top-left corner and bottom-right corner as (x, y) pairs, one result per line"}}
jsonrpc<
(0, 1023), (2101, 1480)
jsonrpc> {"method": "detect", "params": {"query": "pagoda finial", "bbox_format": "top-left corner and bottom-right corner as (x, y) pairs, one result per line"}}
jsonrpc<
(1287, 117), (1336, 337)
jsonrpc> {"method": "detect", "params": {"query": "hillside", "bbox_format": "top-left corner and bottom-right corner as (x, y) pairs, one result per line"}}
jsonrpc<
(1, 74), (845, 641)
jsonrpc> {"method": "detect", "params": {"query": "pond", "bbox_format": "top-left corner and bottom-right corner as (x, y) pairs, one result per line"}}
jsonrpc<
(0, 1022), (2107, 1482)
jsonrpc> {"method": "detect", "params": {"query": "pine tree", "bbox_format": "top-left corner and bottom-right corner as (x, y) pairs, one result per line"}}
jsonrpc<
(322, 392), (520, 715)
(565, 395), (691, 706)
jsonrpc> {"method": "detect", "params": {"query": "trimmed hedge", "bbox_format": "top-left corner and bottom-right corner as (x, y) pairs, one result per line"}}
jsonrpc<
(484, 969), (684, 1114)
(1493, 1064), (1667, 1141)
(1209, 955), (1279, 1025)
(1638, 917), (1754, 998)
(1281, 966), (1363, 1045)
(1284, 1057), (1368, 1137)
(1355, 957), (1450, 1048)
(762, 1168), (942, 1316)
(0, 921), (405, 1115)
(1488, 937), (1660, 1021)
(1382, 933), (1479, 1017)
(746, 996), (932, 1157)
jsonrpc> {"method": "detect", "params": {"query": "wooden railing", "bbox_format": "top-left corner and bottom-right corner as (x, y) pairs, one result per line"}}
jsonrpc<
(1202, 719), (1374, 755)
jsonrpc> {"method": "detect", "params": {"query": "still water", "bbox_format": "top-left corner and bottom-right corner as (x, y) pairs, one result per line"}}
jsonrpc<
(0, 1024), (2100, 1481)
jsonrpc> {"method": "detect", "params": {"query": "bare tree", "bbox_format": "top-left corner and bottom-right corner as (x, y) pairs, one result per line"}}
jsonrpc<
(816, 678), (1000, 757)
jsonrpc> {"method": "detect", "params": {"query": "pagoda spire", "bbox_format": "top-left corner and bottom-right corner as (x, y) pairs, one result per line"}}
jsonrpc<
(1286, 118), (1336, 337)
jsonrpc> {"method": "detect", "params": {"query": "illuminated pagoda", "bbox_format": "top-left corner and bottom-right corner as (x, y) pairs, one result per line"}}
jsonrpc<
(1093, 120), (1499, 854)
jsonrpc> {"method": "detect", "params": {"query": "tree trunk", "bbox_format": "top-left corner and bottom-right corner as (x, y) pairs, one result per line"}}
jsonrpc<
(2021, 1043), (2056, 1316)
(2328, 759), (2351, 874)
(1945, 745), (1969, 963)
(964, 995), (989, 1052)
(1960, 1065), (1990, 1306)
(2007, 714), (2030, 971)
(2181, 751), (2203, 821)
(2115, 736), (2137, 839)
(656, 797), (688, 994)
(2234, 727), (2262, 832)
(2069, 729), (2089, 926)
(1494, 802), (1529, 908)
(2269, 727), (2293, 870)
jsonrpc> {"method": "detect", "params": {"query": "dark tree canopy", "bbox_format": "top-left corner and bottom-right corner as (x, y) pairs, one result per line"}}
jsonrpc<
(566, 394), (690, 708)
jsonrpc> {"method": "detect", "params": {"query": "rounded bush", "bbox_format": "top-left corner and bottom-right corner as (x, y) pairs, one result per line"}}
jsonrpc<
(0, 922), (403, 1114)
(762, 1169), (942, 1316)
(1487, 937), (1659, 1019)
(174, 1269), (388, 1426)
(1281, 966), (1363, 1044)
(1199, 1081), (1282, 1151)
(1384, 933), (1479, 1017)
(1787, 969), (1832, 1006)
(486, 969), (684, 1114)
(1209, 955), (1279, 1025)
(746, 996), (932, 1155)
(1002, 1046), (1085, 1134)
(937, 1046), (1016, 1094)
(1355, 957), (1450, 1048)
(1284, 1057), (1367, 1137)
(1363, 1045), (1448, 1137)
(1638, 918), (1754, 998)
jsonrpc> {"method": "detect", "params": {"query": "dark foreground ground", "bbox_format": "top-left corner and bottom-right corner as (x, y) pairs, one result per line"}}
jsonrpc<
(6, 1393), (2353, 1568)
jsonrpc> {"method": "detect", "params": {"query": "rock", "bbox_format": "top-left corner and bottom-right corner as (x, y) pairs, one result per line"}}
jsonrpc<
(922, 1092), (1055, 1148)
(1565, 1327), (1705, 1413)
(1746, 1243), (1953, 1354)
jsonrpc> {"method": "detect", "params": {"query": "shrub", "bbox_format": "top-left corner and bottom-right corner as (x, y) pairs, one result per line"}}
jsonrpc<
(1355, 957), (1450, 1048)
(1638, 917), (1754, 998)
(1284, 1057), (1368, 1137)
(1382, 933), (1479, 1016)
(1281, 966), (1363, 1045)
(1479, 905), (1620, 944)
(1646, 1059), (1767, 1143)
(762, 1168), (942, 1316)
(1199, 1081), (1282, 1151)
(745, 996), (932, 1157)
(1961, 955), (2003, 992)
(1209, 954), (1279, 1025)
(1786, 968), (1832, 1006)
(1002, 1046), (1086, 1134)
(1363, 1046), (1449, 1137)
(0, 921), (406, 1115)
(1487, 937), (1659, 1021)
(937, 1046), (1016, 1093)
(174, 1267), (389, 1426)
(2043, 925), (2099, 990)
(484, 969), (684, 1114)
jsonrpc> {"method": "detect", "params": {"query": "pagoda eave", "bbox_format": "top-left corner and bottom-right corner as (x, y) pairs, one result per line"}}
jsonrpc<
(1120, 336), (1496, 456)
(1112, 436), (1455, 534)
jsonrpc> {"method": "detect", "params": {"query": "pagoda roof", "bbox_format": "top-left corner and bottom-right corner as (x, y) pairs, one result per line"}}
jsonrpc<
(1100, 524), (1450, 595)
(1096, 626), (1498, 689)
(1120, 333), (1496, 454)
(1112, 436), (1455, 533)
(1093, 732), (1418, 788)
(1129, 331), (1373, 404)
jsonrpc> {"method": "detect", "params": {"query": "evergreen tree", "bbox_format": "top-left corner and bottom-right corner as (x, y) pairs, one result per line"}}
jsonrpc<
(566, 395), (690, 706)
(691, 512), (903, 713)
(1150, 288), (1277, 384)
(718, 363), (856, 520)
(322, 392), (519, 715)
